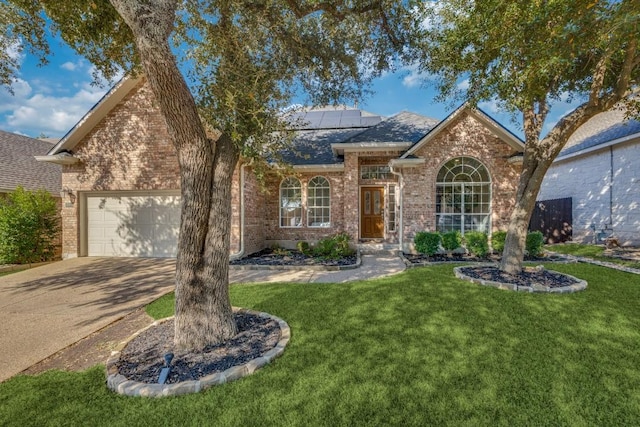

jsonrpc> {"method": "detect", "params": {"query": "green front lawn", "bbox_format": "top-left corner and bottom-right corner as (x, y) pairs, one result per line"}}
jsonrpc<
(547, 243), (640, 269)
(1, 264), (639, 426)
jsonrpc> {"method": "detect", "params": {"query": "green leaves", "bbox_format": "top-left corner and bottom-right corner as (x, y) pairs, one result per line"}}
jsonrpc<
(0, 187), (61, 264)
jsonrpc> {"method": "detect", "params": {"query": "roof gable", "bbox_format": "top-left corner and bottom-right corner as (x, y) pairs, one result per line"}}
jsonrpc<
(401, 104), (524, 159)
(47, 76), (144, 156)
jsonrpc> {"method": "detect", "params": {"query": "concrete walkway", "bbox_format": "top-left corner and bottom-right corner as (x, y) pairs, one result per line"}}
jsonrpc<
(0, 254), (405, 382)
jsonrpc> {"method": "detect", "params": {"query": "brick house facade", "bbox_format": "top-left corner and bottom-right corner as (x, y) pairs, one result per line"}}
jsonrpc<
(38, 76), (523, 258)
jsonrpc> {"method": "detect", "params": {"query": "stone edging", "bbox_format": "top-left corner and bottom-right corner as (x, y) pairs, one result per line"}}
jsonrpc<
(546, 251), (640, 275)
(453, 265), (588, 293)
(229, 250), (361, 272)
(105, 307), (291, 397)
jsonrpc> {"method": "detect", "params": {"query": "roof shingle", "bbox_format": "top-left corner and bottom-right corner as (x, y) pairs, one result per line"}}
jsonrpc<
(0, 130), (61, 195)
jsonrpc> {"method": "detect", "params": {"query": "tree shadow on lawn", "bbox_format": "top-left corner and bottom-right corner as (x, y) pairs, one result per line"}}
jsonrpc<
(1, 264), (639, 426)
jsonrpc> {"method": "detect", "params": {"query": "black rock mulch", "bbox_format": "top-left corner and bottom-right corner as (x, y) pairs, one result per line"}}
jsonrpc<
(230, 248), (357, 267)
(403, 253), (557, 264)
(116, 312), (280, 384)
(458, 266), (579, 288)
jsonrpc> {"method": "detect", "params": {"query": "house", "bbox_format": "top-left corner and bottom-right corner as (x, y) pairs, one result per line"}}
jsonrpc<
(37, 76), (524, 259)
(0, 130), (61, 197)
(538, 108), (640, 246)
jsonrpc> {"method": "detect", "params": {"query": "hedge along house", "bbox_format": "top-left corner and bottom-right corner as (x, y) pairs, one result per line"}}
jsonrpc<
(37, 76), (524, 259)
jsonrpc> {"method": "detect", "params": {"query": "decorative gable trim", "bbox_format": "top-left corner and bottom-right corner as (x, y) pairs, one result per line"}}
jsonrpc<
(401, 104), (524, 159)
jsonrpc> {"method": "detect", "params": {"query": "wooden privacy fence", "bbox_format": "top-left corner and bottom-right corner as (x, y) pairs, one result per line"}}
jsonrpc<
(529, 197), (572, 243)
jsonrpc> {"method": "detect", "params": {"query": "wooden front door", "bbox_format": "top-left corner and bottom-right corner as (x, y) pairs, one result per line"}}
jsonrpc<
(361, 187), (384, 238)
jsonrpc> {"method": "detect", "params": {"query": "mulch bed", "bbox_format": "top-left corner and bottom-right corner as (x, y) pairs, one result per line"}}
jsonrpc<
(115, 312), (280, 384)
(458, 265), (580, 288)
(230, 248), (357, 267)
(403, 253), (556, 264)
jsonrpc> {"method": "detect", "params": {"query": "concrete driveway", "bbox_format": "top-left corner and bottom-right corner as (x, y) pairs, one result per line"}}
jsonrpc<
(0, 257), (176, 382)
(0, 253), (405, 382)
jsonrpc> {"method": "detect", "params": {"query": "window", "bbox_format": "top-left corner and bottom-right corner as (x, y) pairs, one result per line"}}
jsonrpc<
(360, 165), (392, 180)
(436, 157), (491, 235)
(280, 177), (302, 227)
(307, 176), (330, 227)
(388, 185), (397, 232)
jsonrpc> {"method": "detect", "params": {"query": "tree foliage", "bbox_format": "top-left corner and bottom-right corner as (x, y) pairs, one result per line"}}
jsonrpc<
(1, 0), (413, 349)
(0, 187), (60, 264)
(409, 0), (640, 273)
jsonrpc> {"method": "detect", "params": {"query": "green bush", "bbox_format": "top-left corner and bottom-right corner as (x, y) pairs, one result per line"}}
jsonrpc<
(464, 232), (489, 257)
(526, 231), (545, 257)
(491, 231), (507, 253)
(0, 186), (60, 264)
(414, 231), (441, 256)
(313, 232), (354, 259)
(297, 241), (311, 255)
(441, 231), (462, 251)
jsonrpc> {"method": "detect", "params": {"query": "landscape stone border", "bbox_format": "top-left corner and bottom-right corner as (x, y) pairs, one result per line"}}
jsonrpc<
(229, 250), (361, 271)
(547, 252), (640, 275)
(105, 307), (291, 398)
(0, 260), (57, 274)
(453, 265), (588, 293)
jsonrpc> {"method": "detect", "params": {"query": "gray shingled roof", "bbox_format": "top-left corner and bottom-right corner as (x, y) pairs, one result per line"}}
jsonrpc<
(281, 109), (438, 165)
(561, 108), (640, 156)
(0, 130), (61, 195)
(346, 111), (439, 144)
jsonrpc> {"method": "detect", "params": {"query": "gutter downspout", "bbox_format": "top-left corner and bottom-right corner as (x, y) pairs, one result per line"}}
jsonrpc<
(389, 164), (404, 253)
(230, 163), (247, 260)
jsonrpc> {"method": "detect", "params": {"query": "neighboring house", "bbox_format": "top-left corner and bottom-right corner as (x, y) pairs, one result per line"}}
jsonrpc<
(0, 130), (61, 197)
(37, 76), (524, 259)
(538, 108), (640, 246)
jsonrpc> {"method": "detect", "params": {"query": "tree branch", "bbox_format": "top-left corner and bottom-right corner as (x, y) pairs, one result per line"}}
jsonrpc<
(284, 0), (380, 20)
(615, 36), (638, 99)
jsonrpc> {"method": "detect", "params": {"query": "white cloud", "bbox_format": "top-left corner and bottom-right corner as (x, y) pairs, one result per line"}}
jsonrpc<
(60, 60), (84, 71)
(401, 63), (435, 88)
(457, 79), (470, 91)
(478, 98), (501, 114)
(2, 84), (106, 136)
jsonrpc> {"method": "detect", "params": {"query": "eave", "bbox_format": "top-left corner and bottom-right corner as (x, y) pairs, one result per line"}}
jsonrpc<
(331, 142), (412, 156)
(34, 153), (80, 165)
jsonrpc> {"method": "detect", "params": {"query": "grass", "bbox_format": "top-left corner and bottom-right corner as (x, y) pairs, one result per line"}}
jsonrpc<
(2, 264), (640, 426)
(547, 243), (640, 269)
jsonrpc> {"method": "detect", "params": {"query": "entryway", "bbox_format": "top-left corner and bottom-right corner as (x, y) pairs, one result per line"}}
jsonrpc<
(360, 186), (384, 239)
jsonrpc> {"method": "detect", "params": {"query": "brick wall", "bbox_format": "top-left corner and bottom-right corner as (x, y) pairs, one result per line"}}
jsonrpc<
(401, 111), (521, 249)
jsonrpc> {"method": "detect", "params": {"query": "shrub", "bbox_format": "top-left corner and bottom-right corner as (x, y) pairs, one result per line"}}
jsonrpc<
(296, 241), (311, 255)
(270, 243), (290, 256)
(0, 187), (60, 264)
(414, 231), (441, 256)
(491, 231), (507, 254)
(313, 232), (354, 259)
(464, 231), (489, 257)
(526, 231), (545, 257)
(441, 231), (462, 252)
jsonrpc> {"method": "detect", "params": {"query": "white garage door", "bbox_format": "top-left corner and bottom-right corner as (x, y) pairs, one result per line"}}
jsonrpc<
(86, 193), (181, 257)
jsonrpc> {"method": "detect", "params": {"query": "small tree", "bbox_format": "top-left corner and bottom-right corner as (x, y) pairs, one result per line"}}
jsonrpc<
(0, 187), (60, 264)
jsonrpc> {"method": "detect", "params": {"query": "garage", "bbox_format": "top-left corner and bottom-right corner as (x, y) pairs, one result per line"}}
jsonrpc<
(86, 193), (181, 257)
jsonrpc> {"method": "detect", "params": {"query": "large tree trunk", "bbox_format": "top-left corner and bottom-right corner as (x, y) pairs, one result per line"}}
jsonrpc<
(499, 149), (550, 274)
(110, 0), (237, 349)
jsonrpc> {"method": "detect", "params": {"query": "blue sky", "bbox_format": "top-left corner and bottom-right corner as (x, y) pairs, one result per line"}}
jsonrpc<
(1, 34), (580, 140)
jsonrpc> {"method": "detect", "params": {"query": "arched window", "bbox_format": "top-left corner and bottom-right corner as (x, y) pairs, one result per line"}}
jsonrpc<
(280, 177), (302, 227)
(307, 176), (330, 227)
(436, 157), (491, 234)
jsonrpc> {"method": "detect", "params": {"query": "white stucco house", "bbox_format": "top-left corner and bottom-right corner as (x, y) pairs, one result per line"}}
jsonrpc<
(538, 108), (640, 246)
